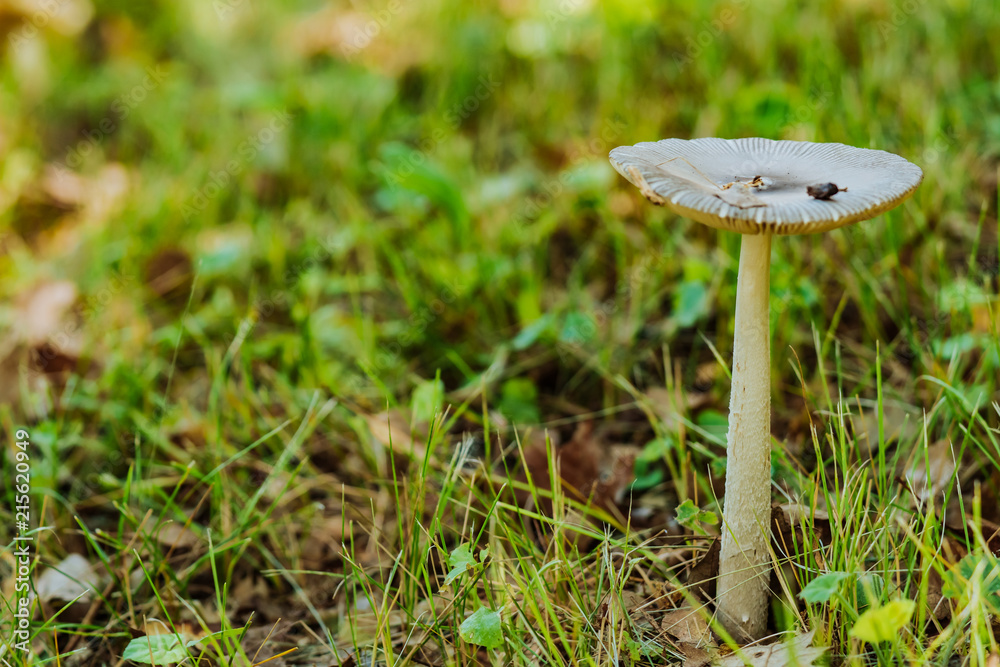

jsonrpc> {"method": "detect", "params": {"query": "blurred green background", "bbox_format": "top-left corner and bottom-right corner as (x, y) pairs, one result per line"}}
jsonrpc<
(0, 0), (996, 504)
(1, 0), (998, 489)
(1, 0), (999, 660)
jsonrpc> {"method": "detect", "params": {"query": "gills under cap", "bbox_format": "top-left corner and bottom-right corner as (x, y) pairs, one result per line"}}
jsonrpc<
(609, 137), (924, 235)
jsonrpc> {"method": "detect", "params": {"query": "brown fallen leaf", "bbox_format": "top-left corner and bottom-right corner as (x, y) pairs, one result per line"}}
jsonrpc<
(364, 408), (428, 458)
(905, 439), (957, 503)
(145, 246), (194, 303)
(230, 575), (273, 616)
(661, 607), (713, 645)
(142, 619), (205, 642)
(0, 0), (94, 36)
(774, 503), (831, 548)
(518, 422), (637, 515)
(678, 642), (714, 667)
(924, 566), (950, 622)
(41, 165), (88, 207)
(688, 539), (720, 602)
(282, 3), (429, 75)
(856, 401), (918, 451)
(152, 522), (201, 550)
(35, 554), (100, 603)
(646, 386), (712, 429)
(15, 280), (78, 346)
(300, 513), (345, 569)
(0, 280), (88, 406)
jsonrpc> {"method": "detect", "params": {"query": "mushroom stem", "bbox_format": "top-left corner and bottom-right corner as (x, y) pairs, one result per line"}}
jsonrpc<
(717, 231), (772, 642)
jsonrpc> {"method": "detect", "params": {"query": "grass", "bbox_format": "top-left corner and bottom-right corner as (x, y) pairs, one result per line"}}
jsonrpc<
(0, 0), (999, 664)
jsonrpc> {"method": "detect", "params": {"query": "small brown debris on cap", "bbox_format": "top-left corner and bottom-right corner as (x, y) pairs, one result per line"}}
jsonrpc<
(807, 182), (847, 200)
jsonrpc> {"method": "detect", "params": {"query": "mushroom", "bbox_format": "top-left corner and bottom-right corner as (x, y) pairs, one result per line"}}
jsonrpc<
(608, 137), (922, 641)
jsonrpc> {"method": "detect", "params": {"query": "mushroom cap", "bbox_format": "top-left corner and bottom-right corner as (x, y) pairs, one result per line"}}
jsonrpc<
(609, 137), (923, 235)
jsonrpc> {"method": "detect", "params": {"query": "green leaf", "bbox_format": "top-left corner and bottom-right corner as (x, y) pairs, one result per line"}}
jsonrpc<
(672, 280), (707, 328)
(411, 377), (444, 423)
(674, 499), (718, 528)
(632, 438), (672, 491)
(942, 553), (1000, 613)
(850, 599), (915, 643)
(630, 467), (663, 491)
(559, 311), (596, 345)
(626, 634), (664, 660)
(799, 572), (851, 604)
(122, 634), (191, 664)
(377, 143), (468, 225)
(512, 315), (553, 350)
(696, 410), (729, 439)
(460, 606), (503, 649)
(681, 257), (714, 283)
(498, 378), (540, 424)
(636, 437), (673, 466)
(797, 278), (820, 307)
(443, 543), (477, 586)
(122, 628), (245, 664)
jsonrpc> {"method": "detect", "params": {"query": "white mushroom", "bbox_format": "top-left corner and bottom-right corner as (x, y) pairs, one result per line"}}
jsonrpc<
(609, 137), (923, 641)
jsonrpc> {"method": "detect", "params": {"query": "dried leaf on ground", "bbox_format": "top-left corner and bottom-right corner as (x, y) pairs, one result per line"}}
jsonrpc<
(646, 386), (712, 429)
(35, 164), (130, 256)
(145, 247), (194, 302)
(1, 280), (87, 402)
(283, 4), (428, 75)
(773, 503), (831, 551)
(688, 539), (720, 602)
(152, 522), (201, 549)
(365, 408), (427, 457)
(519, 421), (636, 513)
(230, 575), (273, 615)
(678, 643), (714, 667)
(35, 554), (100, 602)
(0, 0), (94, 35)
(924, 567), (950, 621)
(661, 607), (712, 645)
(15, 280), (78, 345)
(905, 440), (957, 503)
(856, 401), (918, 451)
